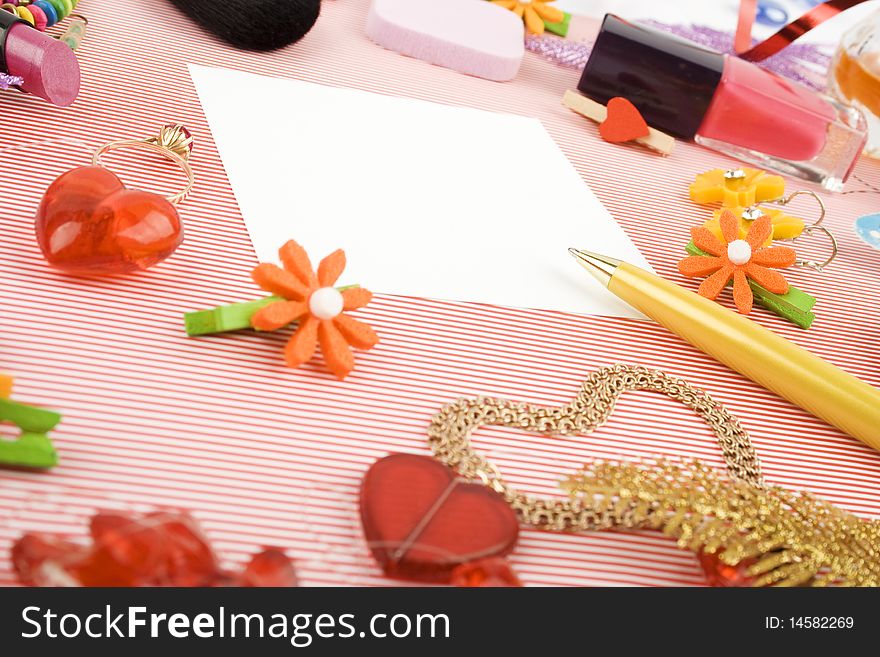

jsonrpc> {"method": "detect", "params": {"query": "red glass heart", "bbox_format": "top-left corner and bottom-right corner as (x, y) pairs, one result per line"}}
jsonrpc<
(698, 551), (758, 587)
(12, 510), (299, 587)
(360, 453), (519, 583)
(450, 557), (523, 587)
(35, 165), (183, 275)
(239, 548), (300, 587)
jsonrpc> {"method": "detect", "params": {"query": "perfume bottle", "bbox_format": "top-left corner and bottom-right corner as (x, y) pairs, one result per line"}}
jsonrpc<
(578, 15), (867, 191)
(829, 8), (880, 158)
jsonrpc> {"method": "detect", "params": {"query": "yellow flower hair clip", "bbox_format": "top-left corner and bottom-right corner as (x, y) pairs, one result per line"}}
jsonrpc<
(689, 167), (785, 207)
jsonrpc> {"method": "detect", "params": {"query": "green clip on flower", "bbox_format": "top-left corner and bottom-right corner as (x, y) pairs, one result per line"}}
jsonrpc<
(0, 373), (60, 469)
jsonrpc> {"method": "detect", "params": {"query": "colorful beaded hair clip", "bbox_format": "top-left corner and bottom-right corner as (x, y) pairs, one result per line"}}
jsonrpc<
(680, 167), (838, 328)
(185, 240), (379, 380)
(1, 1), (87, 46)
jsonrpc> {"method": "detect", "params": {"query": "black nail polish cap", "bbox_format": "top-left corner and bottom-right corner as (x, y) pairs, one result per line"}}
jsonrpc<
(577, 14), (725, 139)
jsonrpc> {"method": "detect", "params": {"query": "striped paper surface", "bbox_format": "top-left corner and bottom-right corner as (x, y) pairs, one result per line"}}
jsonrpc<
(0, 0), (878, 587)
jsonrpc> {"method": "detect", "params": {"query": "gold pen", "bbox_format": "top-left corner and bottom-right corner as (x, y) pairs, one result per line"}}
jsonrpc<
(569, 249), (880, 451)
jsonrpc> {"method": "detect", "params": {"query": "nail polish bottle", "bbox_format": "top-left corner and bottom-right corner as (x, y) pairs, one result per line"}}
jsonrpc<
(577, 14), (867, 191)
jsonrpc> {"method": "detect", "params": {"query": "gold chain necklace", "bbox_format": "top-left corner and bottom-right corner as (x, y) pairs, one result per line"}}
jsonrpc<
(428, 364), (763, 531)
(427, 364), (880, 586)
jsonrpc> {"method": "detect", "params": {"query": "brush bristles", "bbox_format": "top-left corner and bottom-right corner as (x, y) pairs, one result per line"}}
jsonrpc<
(167, 0), (321, 51)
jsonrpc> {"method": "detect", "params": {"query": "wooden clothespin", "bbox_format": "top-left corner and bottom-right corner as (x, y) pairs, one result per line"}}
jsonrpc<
(563, 90), (675, 155)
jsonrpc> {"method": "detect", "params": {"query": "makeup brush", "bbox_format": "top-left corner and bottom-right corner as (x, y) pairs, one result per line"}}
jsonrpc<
(166, 0), (321, 51)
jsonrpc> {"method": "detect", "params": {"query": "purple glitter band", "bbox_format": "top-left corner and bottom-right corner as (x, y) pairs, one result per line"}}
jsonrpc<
(525, 33), (593, 69)
(526, 21), (832, 91)
(0, 73), (23, 90)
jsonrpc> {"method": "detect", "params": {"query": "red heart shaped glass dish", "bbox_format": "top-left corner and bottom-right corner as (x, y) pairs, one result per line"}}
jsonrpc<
(360, 453), (519, 583)
(34, 125), (194, 276)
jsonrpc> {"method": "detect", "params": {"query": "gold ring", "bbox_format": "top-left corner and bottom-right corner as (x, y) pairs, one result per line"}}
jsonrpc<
(91, 125), (194, 205)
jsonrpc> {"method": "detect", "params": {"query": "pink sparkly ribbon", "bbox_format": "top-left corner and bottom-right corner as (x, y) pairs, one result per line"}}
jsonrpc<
(736, 0), (870, 62)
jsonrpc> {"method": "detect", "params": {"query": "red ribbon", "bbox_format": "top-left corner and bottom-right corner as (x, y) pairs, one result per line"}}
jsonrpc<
(735, 0), (869, 61)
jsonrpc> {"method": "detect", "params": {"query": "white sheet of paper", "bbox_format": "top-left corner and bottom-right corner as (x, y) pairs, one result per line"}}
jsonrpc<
(190, 64), (651, 318)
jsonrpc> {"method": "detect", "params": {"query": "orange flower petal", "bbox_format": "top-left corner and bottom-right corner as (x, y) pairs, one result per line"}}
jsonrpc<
(492, 0), (517, 8)
(697, 265), (733, 300)
(284, 316), (319, 367)
(745, 215), (773, 249)
(719, 209), (739, 243)
(533, 3), (564, 23)
(319, 320), (355, 379)
(317, 249), (346, 287)
(342, 287), (373, 311)
(678, 255), (725, 278)
(251, 300), (307, 331)
(252, 263), (308, 300)
(751, 245), (796, 268)
(745, 263), (789, 294)
(279, 240), (317, 287)
(523, 6), (544, 34)
(733, 270), (753, 314)
(334, 314), (379, 350)
(691, 226), (727, 257)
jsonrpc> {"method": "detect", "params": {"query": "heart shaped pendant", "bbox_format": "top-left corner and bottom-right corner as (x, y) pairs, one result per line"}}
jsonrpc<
(360, 453), (519, 583)
(35, 166), (184, 275)
(599, 97), (650, 143)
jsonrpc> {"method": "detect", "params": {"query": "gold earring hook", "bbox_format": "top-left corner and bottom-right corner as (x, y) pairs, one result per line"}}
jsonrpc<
(758, 190), (836, 271)
(795, 224), (839, 272)
(766, 189), (826, 228)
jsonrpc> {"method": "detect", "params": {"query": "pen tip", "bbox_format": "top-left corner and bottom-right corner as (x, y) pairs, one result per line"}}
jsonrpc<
(567, 249), (621, 287)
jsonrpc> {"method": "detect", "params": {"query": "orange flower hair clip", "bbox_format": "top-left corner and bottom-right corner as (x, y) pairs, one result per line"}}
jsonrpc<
(684, 166), (842, 329)
(492, 0), (564, 35)
(184, 240), (378, 379)
(678, 209), (796, 314)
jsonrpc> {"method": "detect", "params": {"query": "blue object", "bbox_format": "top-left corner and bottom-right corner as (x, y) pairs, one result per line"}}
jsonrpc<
(855, 213), (880, 250)
(756, 2), (789, 27)
(33, 0), (58, 27)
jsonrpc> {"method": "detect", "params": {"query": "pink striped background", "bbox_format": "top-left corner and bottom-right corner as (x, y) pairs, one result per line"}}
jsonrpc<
(0, 0), (878, 587)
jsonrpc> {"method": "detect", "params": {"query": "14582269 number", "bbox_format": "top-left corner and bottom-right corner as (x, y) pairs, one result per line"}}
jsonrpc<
(790, 617), (854, 629)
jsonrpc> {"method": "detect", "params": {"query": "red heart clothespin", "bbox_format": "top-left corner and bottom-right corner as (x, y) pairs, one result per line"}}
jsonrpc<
(599, 97), (650, 143)
(563, 90), (675, 155)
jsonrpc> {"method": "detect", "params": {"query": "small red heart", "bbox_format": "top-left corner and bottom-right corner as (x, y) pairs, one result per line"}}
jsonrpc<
(599, 97), (650, 143)
(35, 166), (183, 275)
(360, 454), (519, 583)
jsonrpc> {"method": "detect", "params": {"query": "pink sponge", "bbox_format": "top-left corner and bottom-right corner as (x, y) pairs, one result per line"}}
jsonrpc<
(366, 0), (524, 82)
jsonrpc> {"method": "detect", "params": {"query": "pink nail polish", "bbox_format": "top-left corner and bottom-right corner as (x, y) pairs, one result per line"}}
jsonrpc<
(578, 15), (866, 191)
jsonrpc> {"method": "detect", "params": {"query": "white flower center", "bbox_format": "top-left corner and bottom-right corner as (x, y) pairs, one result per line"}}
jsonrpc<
(309, 287), (344, 320)
(727, 239), (752, 265)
